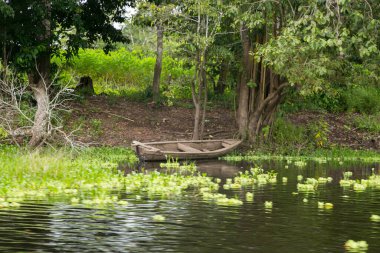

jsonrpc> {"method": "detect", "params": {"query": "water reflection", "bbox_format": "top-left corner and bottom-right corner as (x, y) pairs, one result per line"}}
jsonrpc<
(0, 160), (379, 252)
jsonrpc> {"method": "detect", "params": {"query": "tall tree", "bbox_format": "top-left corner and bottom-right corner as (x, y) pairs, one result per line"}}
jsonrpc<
(134, 1), (175, 103)
(1, 0), (134, 147)
(176, 0), (224, 140)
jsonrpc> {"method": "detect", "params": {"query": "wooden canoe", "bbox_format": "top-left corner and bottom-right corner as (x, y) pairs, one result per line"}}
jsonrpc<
(131, 139), (242, 161)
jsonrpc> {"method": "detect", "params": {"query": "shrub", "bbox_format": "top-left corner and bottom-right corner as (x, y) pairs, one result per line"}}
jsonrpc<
(352, 114), (380, 133)
(54, 48), (195, 101)
(272, 118), (308, 148)
(344, 86), (380, 114)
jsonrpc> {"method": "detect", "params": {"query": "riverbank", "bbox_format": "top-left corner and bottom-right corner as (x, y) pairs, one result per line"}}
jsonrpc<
(63, 96), (380, 153)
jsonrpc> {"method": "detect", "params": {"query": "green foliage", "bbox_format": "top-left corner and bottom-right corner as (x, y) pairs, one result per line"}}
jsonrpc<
(55, 48), (194, 102)
(272, 118), (308, 149)
(90, 119), (103, 136)
(0, 146), (138, 197)
(308, 120), (330, 148)
(344, 86), (380, 114)
(17, 102), (36, 127)
(0, 127), (8, 139)
(352, 114), (380, 133)
(257, 0), (380, 98)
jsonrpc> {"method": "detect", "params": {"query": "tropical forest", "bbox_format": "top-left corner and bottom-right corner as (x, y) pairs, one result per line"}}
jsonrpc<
(0, 0), (380, 252)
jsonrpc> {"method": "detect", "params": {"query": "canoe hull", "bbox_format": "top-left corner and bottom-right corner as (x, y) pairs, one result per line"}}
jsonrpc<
(132, 139), (242, 161)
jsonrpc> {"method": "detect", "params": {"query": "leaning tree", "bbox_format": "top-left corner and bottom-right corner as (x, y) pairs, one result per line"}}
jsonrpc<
(0, 0), (134, 147)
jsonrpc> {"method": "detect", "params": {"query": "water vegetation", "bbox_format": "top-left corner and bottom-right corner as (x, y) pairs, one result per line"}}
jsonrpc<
(344, 240), (368, 252)
(152, 215), (166, 222)
(339, 169), (380, 191)
(0, 146), (219, 208)
(370, 215), (380, 222)
(264, 201), (273, 209)
(223, 148), (380, 163)
(0, 146), (138, 202)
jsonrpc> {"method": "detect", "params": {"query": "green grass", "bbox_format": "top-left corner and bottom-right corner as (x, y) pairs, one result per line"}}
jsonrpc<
(0, 145), (220, 208)
(0, 146), (138, 197)
(223, 147), (380, 163)
(352, 114), (380, 133)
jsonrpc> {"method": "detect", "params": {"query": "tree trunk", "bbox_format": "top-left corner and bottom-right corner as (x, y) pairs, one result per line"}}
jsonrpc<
(191, 49), (207, 140)
(152, 23), (163, 103)
(247, 82), (288, 142)
(236, 19), (287, 143)
(28, 0), (51, 148)
(236, 24), (251, 139)
(193, 103), (201, 140)
(28, 53), (50, 148)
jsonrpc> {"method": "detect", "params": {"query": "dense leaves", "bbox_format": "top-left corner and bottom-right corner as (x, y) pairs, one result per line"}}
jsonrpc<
(1, 0), (134, 71)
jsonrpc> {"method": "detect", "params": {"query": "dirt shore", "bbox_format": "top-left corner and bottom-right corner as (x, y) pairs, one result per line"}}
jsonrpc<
(66, 96), (238, 146)
(66, 96), (379, 150)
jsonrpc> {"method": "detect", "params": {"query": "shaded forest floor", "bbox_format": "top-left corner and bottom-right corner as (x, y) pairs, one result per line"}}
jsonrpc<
(64, 96), (379, 151)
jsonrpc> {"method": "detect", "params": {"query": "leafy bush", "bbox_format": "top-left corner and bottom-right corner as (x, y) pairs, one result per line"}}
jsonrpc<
(308, 120), (330, 148)
(272, 118), (308, 148)
(344, 86), (380, 114)
(54, 48), (195, 102)
(353, 114), (380, 133)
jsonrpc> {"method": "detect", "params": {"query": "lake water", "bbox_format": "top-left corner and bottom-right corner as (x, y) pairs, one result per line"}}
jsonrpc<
(0, 160), (379, 252)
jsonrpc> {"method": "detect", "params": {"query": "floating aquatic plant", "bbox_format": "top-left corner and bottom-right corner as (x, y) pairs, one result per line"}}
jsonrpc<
(152, 215), (166, 222)
(318, 202), (333, 209)
(282, 177), (288, 183)
(317, 177), (333, 184)
(344, 240), (368, 252)
(216, 197), (243, 206)
(264, 201), (273, 209)
(297, 175), (303, 181)
(201, 192), (243, 206)
(245, 192), (254, 201)
(340, 170), (380, 192)
(231, 167), (277, 187)
(370, 214), (380, 222)
(297, 183), (316, 192)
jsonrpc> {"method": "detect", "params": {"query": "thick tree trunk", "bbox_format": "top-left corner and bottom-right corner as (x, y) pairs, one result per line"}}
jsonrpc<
(28, 0), (51, 148)
(28, 54), (50, 148)
(236, 19), (287, 143)
(152, 23), (163, 103)
(247, 82), (288, 142)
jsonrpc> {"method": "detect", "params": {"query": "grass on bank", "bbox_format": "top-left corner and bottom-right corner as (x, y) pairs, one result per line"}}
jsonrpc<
(223, 147), (380, 163)
(0, 145), (221, 207)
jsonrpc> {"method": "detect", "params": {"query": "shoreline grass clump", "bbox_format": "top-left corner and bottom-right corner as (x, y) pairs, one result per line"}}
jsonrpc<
(222, 147), (380, 163)
(0, 146), (138, 201)
(0, 145), (224, 208)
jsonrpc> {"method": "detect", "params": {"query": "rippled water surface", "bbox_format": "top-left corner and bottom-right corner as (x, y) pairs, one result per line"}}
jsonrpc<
(1, 160), (380, 252)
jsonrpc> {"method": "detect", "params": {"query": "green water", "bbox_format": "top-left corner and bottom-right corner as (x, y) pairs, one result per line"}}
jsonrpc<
(0, 160), (379, 252)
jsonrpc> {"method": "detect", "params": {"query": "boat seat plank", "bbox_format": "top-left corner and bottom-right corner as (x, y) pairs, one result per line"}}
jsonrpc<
(177, 143), (202, 153)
